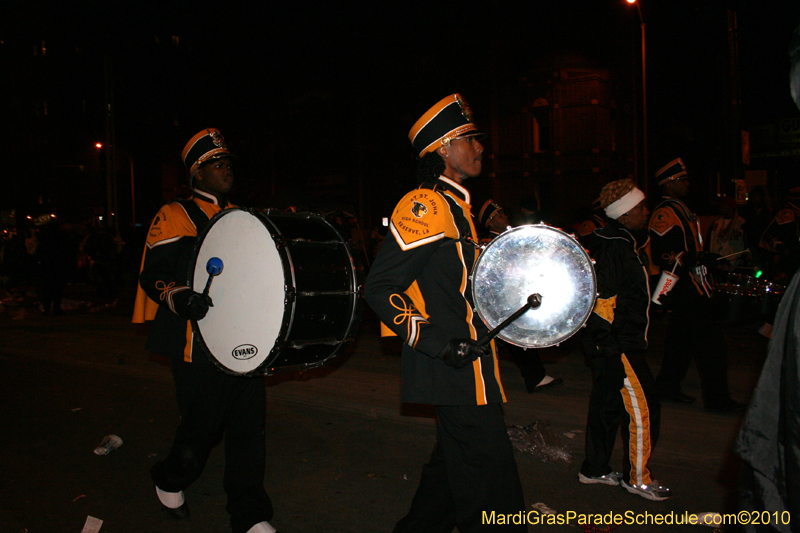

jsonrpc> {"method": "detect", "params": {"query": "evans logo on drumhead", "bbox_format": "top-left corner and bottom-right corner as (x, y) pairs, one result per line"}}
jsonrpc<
(232, 344), (258, 360)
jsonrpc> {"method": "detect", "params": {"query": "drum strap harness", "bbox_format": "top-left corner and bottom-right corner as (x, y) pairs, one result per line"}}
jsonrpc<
(175, 197), (213, 238)
(658, 197), (712, 297)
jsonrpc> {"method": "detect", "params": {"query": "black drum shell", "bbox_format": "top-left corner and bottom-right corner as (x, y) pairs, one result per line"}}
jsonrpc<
(190, 208), (363, 375)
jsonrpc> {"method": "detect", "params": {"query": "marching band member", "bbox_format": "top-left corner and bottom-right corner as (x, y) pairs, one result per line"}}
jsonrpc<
(365, 94), (527, 532)
(580, 178), (669, 501)
(133, 129), (278, 533)
(649, 158), (743, 413)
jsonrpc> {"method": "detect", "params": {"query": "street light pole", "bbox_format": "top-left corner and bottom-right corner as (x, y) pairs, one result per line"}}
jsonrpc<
(628, 0), (648, 196)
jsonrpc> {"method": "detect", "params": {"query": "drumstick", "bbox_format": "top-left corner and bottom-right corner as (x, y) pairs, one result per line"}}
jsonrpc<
(477, 293), (542, 347)
(717, 249), (750, 261)
(203, 257), (224, 298)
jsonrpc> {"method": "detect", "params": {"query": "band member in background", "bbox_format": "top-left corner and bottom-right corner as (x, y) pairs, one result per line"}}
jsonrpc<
(758, 187), (800, 284)
(478, 199), (564, 394)
(365, 94), (527, 532)
(133, 129), (278, 533)
(580, 178), (670, 501)
(648, 158), (744, 414)
(576, 198), (608, 257)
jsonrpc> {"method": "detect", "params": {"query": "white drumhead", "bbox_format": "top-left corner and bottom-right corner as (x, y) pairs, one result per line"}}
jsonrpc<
(193, 210), (286, 374)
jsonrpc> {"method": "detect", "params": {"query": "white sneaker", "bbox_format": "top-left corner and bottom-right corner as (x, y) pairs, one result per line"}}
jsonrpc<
(155, 487), (184, 508)
(621, 479), (671, 501)
(247, 521), (277, 533)
(578, 471), (622, 486)
(155, 487), (189, 519)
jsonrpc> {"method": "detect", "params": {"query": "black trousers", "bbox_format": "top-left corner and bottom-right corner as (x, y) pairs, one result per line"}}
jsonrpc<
(656, 295), (732, 408)
(393, 403), (527, 533)
(581, 352), (661, 486)
(508, 343), (547, 387)
(151, 360), (273, 533)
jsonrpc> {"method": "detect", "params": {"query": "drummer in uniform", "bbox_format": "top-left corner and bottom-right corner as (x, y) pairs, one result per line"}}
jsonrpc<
(365, 94), (527, 532)
(579, 178), (670, 501)
(478, 199), (564, 394)
(132, 129), (278, 533)
(648, 158), (744, 413)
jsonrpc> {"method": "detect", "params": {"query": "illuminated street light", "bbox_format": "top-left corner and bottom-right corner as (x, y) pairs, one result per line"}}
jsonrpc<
(95, 142), (103, 149)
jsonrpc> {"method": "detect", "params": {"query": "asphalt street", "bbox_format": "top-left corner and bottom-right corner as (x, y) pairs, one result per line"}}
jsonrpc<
(0, 286), (771, 533)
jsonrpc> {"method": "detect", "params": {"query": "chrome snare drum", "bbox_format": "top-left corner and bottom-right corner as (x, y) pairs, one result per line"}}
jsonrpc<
(190, 208), (363, 376)
(471, 225), (597, 348)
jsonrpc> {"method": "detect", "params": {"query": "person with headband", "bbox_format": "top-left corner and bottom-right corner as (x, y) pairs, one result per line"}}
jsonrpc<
(649, 158), (743, 413)
(579, 178), (670, 501)
(365, 94), (527, 532)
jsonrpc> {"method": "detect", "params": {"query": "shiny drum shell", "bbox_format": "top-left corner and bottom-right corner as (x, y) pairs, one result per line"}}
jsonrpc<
(471, 224), (597, 348)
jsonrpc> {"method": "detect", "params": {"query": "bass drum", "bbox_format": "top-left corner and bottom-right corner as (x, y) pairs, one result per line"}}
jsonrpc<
(190, 208), (363, 375)
(472, 224), (597, 348)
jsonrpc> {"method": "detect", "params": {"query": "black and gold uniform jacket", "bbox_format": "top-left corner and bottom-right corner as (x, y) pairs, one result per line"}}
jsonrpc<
(649, 196), (712, 301)
(132, 190), (233, 362)
(584, 220), (651, 359)
(365, 176), (506, 406)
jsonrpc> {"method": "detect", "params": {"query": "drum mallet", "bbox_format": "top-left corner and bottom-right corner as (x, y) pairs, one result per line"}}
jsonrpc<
(717, 249), (750, 261)
(477, 293), (542, 347)
(202, 257), (224, 298)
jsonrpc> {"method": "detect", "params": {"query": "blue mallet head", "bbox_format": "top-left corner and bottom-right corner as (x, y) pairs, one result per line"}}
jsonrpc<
(206, 257), (224, 276)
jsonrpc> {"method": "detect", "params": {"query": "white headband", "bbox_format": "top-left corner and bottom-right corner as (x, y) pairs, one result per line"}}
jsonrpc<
(605, 188), (645, 220)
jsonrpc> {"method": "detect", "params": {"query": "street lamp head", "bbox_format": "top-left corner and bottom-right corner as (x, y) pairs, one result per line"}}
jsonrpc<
(626, 0), (636, 4)
(95, 142), (103, 149)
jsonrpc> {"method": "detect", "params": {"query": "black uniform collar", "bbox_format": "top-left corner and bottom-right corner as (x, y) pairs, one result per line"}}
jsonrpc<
(435, 175), (471, 204)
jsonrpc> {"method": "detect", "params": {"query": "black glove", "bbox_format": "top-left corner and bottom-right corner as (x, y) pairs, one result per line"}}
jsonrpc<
(438, 338), (489, 368)
(697, 252), (722, 268)
(173, 290), (213, 321)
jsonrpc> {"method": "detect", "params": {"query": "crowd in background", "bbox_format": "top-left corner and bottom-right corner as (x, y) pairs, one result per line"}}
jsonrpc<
(0, 182), (797, 319)
(0, 218), (143, 314)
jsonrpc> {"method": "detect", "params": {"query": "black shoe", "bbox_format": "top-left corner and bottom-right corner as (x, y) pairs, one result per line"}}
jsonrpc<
(163, 501), (190, 520)
(659, 391), (696, 404)
(704, 399), (746, 414)
(526, 376), (564, 394)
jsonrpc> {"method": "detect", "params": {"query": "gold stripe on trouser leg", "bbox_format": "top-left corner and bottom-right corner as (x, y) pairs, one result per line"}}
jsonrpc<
(620, 354), (652, 486)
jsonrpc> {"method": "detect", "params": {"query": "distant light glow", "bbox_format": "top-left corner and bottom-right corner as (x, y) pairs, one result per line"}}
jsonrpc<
(626, 0), (636, 3)
(755, 269), (763, 279)
(95, 142), (103, 149)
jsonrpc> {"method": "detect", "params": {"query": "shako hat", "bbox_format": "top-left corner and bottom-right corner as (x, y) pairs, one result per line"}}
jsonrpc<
(656, 158), (688, 186)
(182, 128), (234, 177)
(478, 199), (503, 229)
(408, 94), (483, 157)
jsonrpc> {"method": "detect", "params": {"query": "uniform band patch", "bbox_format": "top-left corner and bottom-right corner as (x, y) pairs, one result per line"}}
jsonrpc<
(649, 207), (681, 237)
(391, 190), (452, 250)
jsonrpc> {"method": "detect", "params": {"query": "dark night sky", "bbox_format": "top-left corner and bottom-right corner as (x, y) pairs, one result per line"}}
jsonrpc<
(3, 1), (800, 220)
